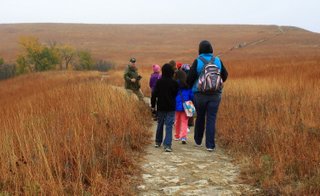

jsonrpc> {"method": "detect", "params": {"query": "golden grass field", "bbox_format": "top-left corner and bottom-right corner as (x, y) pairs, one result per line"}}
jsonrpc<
(0, 24), (320, 194)
(0, 71), (152, 194)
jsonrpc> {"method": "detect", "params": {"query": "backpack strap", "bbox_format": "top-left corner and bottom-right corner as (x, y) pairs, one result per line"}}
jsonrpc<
(210, 57), (215, 64)
(199, 56), (215, 65)
(199, 56), (207, 64)
(198, 56), (215, 72)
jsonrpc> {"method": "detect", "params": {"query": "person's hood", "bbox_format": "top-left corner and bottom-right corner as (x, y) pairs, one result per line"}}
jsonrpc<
(152, 64), (161, 73)
(161, 63), (174, 78)
(198, 40), (213, 55)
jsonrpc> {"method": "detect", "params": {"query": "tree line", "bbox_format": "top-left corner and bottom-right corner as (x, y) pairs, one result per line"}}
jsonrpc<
(0, 36), (115, 80)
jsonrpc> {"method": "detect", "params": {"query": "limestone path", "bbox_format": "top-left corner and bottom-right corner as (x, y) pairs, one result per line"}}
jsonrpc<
(136, 108), (260, 195)
(109, 83), (260, 195)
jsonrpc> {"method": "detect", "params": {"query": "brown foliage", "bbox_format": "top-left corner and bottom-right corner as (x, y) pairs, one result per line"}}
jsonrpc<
(0, 24), (320, 194)
(218, 57), (320, 194)
(0, 71), (152, 194)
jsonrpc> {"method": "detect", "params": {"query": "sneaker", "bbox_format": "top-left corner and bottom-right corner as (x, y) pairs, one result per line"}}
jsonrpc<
(173, 138), (180, 141)
(181, 138), (187, 144)
(154, 143), (161, 148)
(164, 147), (172, 152)
(187, 128), (191, 133)
(207, 148), (214, 152)
(194, 143), (201, 147)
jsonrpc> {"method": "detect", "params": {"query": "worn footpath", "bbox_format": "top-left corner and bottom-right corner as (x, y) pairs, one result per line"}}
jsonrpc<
(136, 120), (260, 195)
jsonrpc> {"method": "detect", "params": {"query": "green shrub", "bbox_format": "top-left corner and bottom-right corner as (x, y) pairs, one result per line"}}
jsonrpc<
(0, 64), (16, 80)
(74, 50), (94, 70)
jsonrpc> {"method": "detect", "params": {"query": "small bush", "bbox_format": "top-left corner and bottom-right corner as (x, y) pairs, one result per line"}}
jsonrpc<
(93, 60), (115, 72)
(0, 64), (16, 80)
(74, 50), (94, 70)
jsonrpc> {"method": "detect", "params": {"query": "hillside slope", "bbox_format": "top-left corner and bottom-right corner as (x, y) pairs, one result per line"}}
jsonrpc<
(0, 24), (319, 67)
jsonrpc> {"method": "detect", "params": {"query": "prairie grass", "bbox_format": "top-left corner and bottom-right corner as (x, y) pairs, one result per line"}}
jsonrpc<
(218, 57), (320, 194)
(106, 54), (320, 194)
(0, 71), (152, 195)
(1, 24), (319, 194)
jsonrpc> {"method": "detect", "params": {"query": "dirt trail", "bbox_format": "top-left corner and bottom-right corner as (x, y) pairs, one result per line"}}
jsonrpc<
(217, 25), (285, 57)
(107, 69), (261, 195)
(136, 122), (260, 196)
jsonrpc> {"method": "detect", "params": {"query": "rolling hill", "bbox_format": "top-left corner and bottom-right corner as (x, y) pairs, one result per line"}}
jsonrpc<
(0, 23), (319, 68)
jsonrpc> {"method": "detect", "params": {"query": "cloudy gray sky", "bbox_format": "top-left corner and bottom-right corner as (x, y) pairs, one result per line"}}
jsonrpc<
(1, 0), (319, 33)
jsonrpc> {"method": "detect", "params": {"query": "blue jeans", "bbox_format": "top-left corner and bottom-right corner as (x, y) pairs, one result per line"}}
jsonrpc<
(155, 111), (175, 147)
(193, 93), (221, 149)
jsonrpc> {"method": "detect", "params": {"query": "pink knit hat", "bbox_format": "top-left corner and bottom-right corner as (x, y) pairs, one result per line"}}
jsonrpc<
(152, 64), (161, 73)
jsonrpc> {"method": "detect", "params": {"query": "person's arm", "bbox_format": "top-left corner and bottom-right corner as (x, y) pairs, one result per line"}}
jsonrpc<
(186, 59), (198, 88)
(124, 68), (131, 82)
(124, 69), (137, 83)
(149, 76), (152, 89)
(172, 80), (179, 98)
(220, 60), (228, 82)
(149, 75), (155, 89)
(189, 89), (194, 101)
(151, 82), (158, 109)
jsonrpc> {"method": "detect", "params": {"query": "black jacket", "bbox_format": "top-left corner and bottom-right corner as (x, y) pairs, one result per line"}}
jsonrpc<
(151, 64), (179, 112)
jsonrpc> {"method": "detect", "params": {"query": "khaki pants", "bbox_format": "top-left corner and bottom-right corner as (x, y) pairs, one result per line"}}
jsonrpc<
(126, 89), (144, 101)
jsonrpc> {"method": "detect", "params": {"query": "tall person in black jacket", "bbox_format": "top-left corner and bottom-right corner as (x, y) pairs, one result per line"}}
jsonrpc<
(151, 63), (179, 152)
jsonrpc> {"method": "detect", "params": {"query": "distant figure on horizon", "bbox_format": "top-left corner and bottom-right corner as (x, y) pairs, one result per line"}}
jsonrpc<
(123, 57), (144, 101)
(151, 63), (178, 152)
(187, 40), (228, 152)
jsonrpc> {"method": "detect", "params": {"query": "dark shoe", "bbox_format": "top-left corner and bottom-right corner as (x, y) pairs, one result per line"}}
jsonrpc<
(164, 146), (172, 152)
(194, 143), (201, 147)
(155, 143), (161, 148)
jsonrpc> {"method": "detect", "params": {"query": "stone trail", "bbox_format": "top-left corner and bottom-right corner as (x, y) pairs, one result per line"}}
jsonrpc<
(136, 123), (260, 196)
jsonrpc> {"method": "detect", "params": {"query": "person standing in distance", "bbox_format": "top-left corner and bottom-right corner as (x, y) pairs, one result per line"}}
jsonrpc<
(187, 40), (228, 152)
(124, 57), (144, 101)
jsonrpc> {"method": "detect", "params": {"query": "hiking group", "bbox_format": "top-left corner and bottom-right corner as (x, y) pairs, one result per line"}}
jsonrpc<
(124, 40), (228, 152)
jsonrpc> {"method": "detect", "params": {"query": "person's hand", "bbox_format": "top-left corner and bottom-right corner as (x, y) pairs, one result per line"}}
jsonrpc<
(131, 78), (136, 82)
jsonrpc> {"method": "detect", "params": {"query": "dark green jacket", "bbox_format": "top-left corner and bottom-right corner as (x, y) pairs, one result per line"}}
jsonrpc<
(124, 65), (141, 90)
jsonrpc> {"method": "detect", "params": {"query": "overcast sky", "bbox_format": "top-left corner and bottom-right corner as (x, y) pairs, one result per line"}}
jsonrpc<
(1, 0), (319, 33)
